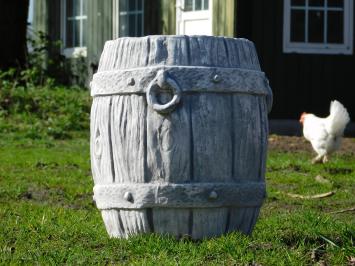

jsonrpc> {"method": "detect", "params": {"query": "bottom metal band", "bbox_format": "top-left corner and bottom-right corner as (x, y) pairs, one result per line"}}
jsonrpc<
(93, 182), (266, 210)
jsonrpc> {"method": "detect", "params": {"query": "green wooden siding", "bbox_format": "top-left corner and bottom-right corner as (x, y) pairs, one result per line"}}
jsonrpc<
(33, 0), (60, 41)
(31, 0), (239, 85)
(33, 0), (48, 34)
(158, 0), (236, 37)
(159, 0), (176, 35)
(87, 0), (113, 74)
(212, 0), (236, 37)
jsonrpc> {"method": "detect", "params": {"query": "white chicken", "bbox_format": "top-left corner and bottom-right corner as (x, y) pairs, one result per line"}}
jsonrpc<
(299, 100), (350, 164)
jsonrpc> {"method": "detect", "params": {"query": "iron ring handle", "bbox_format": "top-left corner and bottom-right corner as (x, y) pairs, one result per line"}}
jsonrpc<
(146, 70), (181, 114)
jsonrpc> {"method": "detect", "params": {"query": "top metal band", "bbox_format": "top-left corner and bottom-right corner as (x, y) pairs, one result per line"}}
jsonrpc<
(90, 66), (272, 97)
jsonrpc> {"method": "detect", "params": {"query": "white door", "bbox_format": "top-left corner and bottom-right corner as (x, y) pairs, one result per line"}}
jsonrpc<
(176, 0), (212, 35)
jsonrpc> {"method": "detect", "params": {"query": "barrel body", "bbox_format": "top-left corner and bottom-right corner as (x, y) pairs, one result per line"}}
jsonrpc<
(90, 36), (272, 239)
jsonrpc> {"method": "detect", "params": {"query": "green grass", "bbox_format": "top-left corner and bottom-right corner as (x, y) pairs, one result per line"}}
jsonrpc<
(0, 134), (354, 265)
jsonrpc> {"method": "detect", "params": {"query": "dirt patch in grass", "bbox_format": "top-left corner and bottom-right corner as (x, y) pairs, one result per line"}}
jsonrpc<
(19, 187), (64, 202)
(268, 135), (355, 155)
(19, 187), (94, 210)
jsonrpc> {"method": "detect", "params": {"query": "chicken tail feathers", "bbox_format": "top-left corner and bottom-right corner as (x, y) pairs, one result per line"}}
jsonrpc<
(326, 100), (350, 136)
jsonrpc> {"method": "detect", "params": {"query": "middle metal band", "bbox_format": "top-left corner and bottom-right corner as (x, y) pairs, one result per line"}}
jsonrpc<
(90, 66), (271, 97)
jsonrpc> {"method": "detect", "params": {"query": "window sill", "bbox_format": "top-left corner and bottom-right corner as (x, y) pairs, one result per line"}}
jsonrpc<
(62, 47), (87, 58)
(283, 44), (353, 55)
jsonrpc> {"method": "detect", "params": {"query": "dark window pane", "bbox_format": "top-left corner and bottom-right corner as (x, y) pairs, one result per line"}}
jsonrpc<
(328, 0), (343, 7)
(309, 0), (324, 7)
(137, 0), (143, 10)
(73, 0), (80, 16)
(82, 19), (87, 46)
(119, 0), (143, 37)
(308, 10), (324, 42)
(185, 0), (193, 11)
(67, 0), (74, 17)
(120, 0), (128, 12)
(204, 0), (209, 10)
(328, 11), (343, 43)
(82, 0), (87, 16)
(195, 0), (202, 10)
(119, 14), (129, 36)
(66, 20), (73, 47)
(73, 20), (80, 46)
(290, 10), (305, 42)
(137, 14), (143, 36)
(129, 0), (136, 11)
(129, 14), (135, 36)
(291, 0), (305, 6)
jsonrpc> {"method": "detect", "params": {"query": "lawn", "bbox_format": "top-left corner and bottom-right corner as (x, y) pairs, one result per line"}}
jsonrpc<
(0, 132), (354, 265)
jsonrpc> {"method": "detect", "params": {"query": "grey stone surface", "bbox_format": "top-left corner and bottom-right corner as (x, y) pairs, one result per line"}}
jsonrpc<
(94, 182), (266, 209)
(90, 35), (272, 239)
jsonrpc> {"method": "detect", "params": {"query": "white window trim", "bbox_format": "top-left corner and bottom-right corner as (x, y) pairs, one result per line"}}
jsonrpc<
(61, 0), (87, 58)
(62, 47), (87, 58)
(283, 0), (353, 55)
(176, 0), (213, 36)
(113, 0), (120, 39)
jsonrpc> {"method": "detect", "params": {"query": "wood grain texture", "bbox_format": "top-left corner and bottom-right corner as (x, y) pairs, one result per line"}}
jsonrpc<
(96, 36), (262, 70)
(147, 84), (191, 237)
(91, 96), (124, 237)
(90, 97), (114, 184)
(110, 94), (150, 237)
(90, 35), (271, 239)
(225, 37), (268, 234)
(189, 93), (232, 239)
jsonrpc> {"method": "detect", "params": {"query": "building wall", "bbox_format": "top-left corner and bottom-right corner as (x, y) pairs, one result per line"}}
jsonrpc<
(33, 0), (165, 85)
(159, 0), (176, 35)
(236, 0), (355, 120)
(0, 1), (29, 69)
(87, 0), (113, 77)
(212, 0), (236, 37)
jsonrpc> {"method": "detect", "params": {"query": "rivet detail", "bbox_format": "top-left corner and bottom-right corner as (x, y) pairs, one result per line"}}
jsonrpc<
(212, 74), (221, 83)
(209, 191), (218, 200)
(124, 192), (133, 202)
(127, 78), (135, 86)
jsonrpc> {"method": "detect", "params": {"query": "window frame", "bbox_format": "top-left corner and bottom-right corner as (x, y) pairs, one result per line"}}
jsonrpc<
(176, 0), (213, 36)
(283, 0), (353, 54)
(112, 0), (144, 38)
(61, 0), (87, 58)
(184, 0), (209, 12)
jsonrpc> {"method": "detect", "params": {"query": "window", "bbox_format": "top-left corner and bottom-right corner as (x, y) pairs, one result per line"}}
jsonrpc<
(184, 0), (209, 11)
(283, 0), (353, 54)
(61, 0), (87, 57)
(176, 0), (212, 35)
(113, 0), (144, 38)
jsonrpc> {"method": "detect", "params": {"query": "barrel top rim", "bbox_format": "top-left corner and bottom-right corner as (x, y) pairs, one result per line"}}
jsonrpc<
(107, 35), (254, 44)
(98, 34), (262, 73)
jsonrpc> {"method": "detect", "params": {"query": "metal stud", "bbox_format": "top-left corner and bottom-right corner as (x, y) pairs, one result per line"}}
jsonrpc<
(124, 192), (133, 202)
(127, 78), (135, 86)
(212, 74), (221, 83)
(209, 191), (218, 200)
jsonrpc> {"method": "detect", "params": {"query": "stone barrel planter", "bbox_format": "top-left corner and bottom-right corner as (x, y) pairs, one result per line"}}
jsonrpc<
(90, 35), (272, 239)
